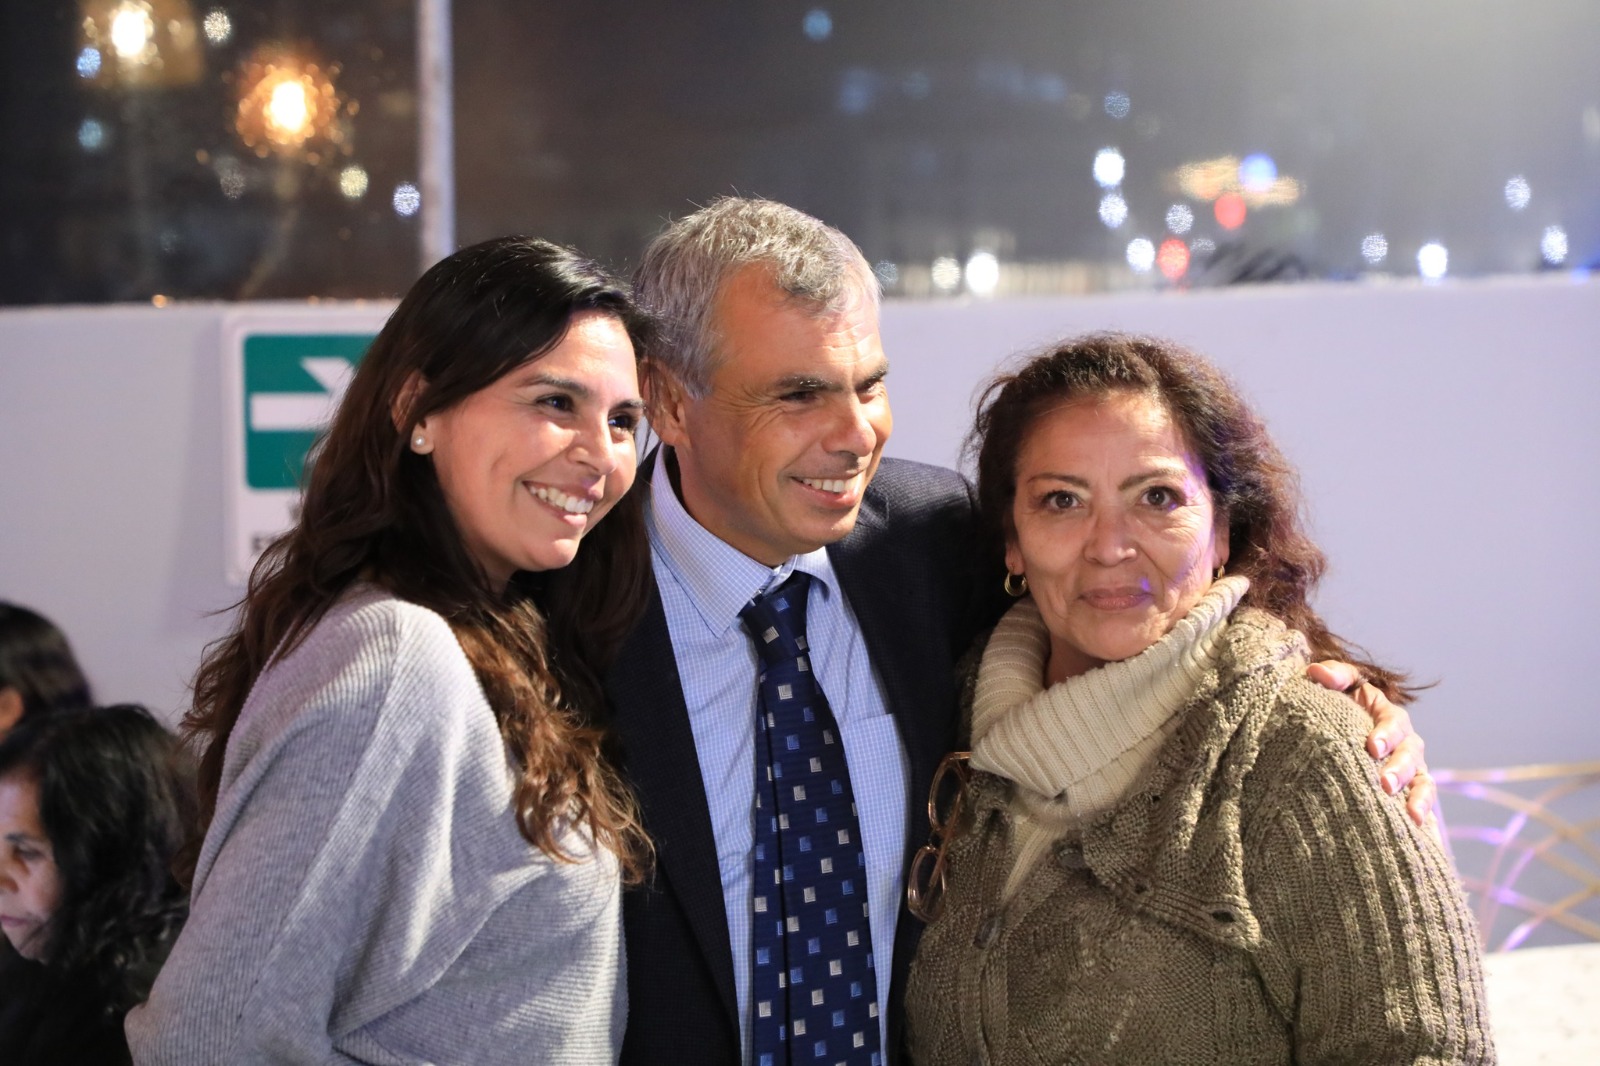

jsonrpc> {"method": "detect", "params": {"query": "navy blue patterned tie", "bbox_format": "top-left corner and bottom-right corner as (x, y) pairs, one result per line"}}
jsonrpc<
(742, 572), (881, 1066)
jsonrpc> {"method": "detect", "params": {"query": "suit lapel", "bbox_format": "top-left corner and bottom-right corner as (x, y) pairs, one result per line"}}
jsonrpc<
(609, 518), (740, 1035)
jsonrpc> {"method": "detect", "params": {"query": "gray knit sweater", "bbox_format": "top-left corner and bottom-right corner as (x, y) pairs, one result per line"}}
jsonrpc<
(906, 607), (1494, 1065)
(127, 588), (626, 1065)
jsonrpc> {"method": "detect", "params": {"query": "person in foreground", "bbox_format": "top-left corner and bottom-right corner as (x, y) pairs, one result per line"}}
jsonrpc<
(127, 237), (653, 1064)
(904, 334), (1493, 1064)
(0, 704), (191, 1065)
(609, 197), (1438, 1065)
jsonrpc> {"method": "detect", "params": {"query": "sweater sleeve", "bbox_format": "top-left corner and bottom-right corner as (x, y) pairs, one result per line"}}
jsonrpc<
(128, 598), (537, 1065)
(1244, 706), (1495, 1066)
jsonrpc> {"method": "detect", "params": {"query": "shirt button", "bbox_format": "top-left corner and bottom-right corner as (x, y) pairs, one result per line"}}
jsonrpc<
(1056, 844), (1087, 870)
(973, 913), (1002, 949)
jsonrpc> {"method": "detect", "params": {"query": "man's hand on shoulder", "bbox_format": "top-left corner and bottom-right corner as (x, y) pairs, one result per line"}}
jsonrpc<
(1305, 660), (1435, 829)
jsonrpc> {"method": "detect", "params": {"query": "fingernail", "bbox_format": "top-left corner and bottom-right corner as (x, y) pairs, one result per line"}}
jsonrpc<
(1372, 737), (1388, 759)
(1382, 772), (1400, 794)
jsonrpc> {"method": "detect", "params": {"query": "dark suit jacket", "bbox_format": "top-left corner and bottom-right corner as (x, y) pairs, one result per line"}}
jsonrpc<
(607, 455), (1002, 1065)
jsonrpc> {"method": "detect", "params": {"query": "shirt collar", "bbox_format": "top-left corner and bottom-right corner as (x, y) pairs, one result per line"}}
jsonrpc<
(647, 448), (838, 637)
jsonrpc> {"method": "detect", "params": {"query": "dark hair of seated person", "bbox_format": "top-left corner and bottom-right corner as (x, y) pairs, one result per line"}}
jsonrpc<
(0, 704), (193, 1066)
(0, 603), (94, 733)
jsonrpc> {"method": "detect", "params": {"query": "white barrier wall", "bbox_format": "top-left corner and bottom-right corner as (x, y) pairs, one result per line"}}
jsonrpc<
(2, 276), (1596, 774)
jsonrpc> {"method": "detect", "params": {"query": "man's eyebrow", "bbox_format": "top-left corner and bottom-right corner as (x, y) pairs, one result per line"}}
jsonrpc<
(771, 357), (891, 394)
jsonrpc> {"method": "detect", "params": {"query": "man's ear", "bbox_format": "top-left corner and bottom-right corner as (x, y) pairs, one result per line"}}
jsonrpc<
(643, 359), (692, 449)
(0, 688), (24, 737)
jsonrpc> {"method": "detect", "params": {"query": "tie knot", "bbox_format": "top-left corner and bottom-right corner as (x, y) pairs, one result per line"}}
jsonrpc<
(739, 571), (813, 667)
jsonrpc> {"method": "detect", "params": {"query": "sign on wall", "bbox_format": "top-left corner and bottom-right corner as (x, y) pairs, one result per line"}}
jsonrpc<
(223, 307), (393, 584)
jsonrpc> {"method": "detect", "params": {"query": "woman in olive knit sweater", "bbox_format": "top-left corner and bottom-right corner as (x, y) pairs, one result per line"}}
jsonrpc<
(905, 334), (1492, 1065)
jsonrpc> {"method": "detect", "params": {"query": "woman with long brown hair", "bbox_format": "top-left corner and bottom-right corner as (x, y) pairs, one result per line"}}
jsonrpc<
(128, 236), (653, 1064)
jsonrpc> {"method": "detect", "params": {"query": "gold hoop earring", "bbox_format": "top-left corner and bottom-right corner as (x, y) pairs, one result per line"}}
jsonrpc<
(1003, 572), (1028, 597)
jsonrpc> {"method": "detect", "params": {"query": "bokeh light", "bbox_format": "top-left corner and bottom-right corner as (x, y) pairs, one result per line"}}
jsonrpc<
(215, 156), (246, 200)
(1541, 225), (1568, 265)
(1157, 238), (1189, 280)
(236, 49), (343, 156)
(1126, 238), (1155, 273)
(1214, 193), (1246, 230)
(1098, 192), (1128, 229)
(203, 9), (233, 45)
(77, 118), (107, 151)
(1504, 175), (1531, 211)
(964, 251), (1000, 296)
(1190, 237), (1216, 258)
(803, 8), (832, 41)
(76, 47), (103, 79)
(338, 164), (369, 200)
(1417, 242), (1449, 280)
(1361, 233), (1388, 265)
(392, 182), (422, 217)
(1238, 153), (1277, 194)
(1104, 91), (1131, 119)
(1093, 147), (1125, 188)
(110, 2), (156, 61)
(1165, 204), (1194, 235)
(930, 256), (962, 292)
(873, 260), (899, 287)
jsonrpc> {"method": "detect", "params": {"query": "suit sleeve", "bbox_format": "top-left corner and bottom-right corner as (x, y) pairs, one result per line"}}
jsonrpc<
(1245, 730), (1495, 1065)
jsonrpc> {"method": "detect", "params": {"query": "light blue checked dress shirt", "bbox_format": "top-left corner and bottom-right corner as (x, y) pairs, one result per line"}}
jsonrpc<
(646, 454), (909, 1061)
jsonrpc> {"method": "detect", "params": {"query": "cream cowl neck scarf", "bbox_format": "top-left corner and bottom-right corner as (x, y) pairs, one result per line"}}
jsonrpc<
(970, 575), (1250, 899)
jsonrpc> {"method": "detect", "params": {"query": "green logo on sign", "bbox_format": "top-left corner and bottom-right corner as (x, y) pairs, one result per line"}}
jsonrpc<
(243, 334), (372, 490)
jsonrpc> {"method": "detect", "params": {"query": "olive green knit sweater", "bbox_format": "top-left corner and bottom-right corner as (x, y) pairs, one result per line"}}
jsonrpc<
(905, 607), (1494, 1065)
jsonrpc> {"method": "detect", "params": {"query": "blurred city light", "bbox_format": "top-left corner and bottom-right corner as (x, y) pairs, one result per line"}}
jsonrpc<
(393, 182), (422, 217)
(1361, 233), (1388, 265)
(965, 252), (1000, 296)
(930, 256), (962, 292)
(1417, 242), (1449, 280)
(203, 8), (232, 45)
(1541, 225), (1568, 265)
(110, 2), (156, 60)
(873, 260), (899, 287)
(1165, 204), (1194, 234)
(1104, 91), (1131, 119)
(1214, 193), (1246, 230)
(236, 48), (343, 157)
(1157, 238), (1189, 279)
(1098, 192), (1128, 229)
(338, 164), (369, 200)
(803, 9), (832, 42)
(837, 68), (874, 114)
(214, 155), (246, 199)
(1175, 155), (1301, 207)
(1190, 237), (1216, 258)
(78, 0), (202, 87)
(77, 118), (107, 151)
(1093, 147), (1125, 188)
(1504, 175), (1531, 211)
(1238, 154), (1277, 193)
(1126, 238), (1155, 273)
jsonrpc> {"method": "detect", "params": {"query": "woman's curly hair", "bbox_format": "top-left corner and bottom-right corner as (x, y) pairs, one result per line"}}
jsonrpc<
(968, 332), (1417, 703)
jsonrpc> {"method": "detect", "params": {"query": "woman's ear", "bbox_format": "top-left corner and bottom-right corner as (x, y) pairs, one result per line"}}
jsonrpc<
(1003, 537), (1023, 579)
(0, 687), (24, 737)
(393, 372), (433, 453)
(1212, 508), (1232, 572)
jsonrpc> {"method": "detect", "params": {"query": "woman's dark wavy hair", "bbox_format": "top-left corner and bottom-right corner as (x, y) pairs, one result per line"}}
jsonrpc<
(184, 235), (654, 884)
(968, 332), (1416, 703)
(0, 603), (93, 720)
(0, 704), (192, 1010)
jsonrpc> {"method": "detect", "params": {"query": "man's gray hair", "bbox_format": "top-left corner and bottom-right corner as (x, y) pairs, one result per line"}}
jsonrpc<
(634, 197), (880, 397)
